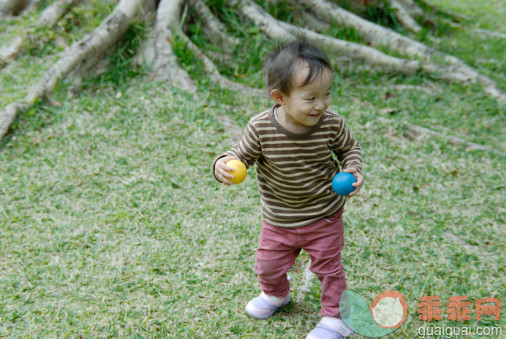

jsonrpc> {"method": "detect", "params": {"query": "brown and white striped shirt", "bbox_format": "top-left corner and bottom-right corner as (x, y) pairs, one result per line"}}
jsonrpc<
(214, 104), (362, 228)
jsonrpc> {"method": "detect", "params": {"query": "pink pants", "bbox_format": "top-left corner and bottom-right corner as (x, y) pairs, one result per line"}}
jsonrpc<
(254, 209), (347, 317)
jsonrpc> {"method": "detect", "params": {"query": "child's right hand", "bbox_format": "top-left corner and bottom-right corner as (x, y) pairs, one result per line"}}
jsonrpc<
(215, 156), (239, 185)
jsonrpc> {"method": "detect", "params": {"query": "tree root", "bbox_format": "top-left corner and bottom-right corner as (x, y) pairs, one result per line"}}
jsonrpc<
(152, 0), (196, 91)
(0, 0), (82, 67)
(386, 0), (421, 32)
(301, 0), (435, 58)
(285, 0), (330, 32)
(415, 0), (469, 23)
(187, 0), (239, 52)
(358, 84), (439, 94)
(178, 31), (264, 96)
(376, 117), (503, 155)
(396, 0), (423, 17)
(472, 28), (506, 39)
(435, 18), (506, 40)
(232, 0), (504, 101)
(351, 98), (501, 155)
(0, 0), (142, 139)
(299, 0), (505, 100)
(232, 0), (426, 74)
(293, 9), (330, 32)
(1, 0), (503, 142)
(0, 102), (30, 139)
(37, 0), (80, 26)
(203, 50), (234, 67)
(0, 0), (31, 17)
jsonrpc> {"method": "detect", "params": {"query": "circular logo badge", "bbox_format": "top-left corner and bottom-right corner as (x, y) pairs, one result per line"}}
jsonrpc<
(369, 291), (408, 329)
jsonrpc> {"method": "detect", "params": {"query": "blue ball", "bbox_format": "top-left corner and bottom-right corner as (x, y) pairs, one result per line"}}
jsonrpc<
(332, 172), (357, 196)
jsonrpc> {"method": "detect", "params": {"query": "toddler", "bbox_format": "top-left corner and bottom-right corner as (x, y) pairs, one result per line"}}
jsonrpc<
(213, 41), (363, 339)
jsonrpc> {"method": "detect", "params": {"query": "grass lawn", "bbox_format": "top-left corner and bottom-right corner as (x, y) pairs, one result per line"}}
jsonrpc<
(0, 0), (504, 337)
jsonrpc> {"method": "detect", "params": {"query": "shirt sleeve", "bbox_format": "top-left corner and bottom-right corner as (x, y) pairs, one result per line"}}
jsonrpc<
(211, 119), (262, 182)
(329, 117), (363, 174)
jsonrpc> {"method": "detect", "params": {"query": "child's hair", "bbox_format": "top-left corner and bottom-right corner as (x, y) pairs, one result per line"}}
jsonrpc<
(264, 40), (332, 95)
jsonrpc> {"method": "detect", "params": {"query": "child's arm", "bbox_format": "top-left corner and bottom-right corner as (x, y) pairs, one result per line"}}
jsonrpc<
(212, 119), (262, 185)
(330, 117), (364, 197)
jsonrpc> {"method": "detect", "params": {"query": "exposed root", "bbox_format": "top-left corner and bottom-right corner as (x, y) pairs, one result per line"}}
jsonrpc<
(396, 0), (423, 17)
(0, 0), (81, 67)
(152, 0), (196, 92)
(0, 0), (142, 139)
(231, 0), (288, 38)
(288, 0), (372, 72)
(415, 0), (468, 23)
(357, 84), (439, 94)
(0, 37), (23, 67)
(376, 117), (502, 154)
(386, 0), (421, 32)
(21, 0), (40, 15)
(301, 0), (453, 60)
(473, 28), (506, 39)
(178, 31), (264, 96)
(279, 0), (329, 32)
(231, 0), (429, 75)
(299, 0), (505, 100)
(0, 102), (30, 138)
(435, 18), (506, 40)
(135, 24), (156, 67)
(139, 0), (157, 16)
(0, 0), (41, 17)
(36, 0), (80, 26)
(0, 0), (29, 16)
(288, 0), (330, 33)
(404, 122), (498, 153)
(350, 99), (502, 154)
(187, 0), (239, 52)
(203, 50), (234, 67)
(1, 0), (503, 142)
(293, 10), (329, 32)
(284, 23), (431, 75)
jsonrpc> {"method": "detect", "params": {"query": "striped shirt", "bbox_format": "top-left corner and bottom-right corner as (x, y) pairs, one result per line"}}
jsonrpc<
(213, 104), (362, 228)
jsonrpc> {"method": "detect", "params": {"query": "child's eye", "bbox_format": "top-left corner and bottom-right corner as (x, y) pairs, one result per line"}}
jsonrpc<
(326, 92), (331, 96)
(307, 97), (315, 101)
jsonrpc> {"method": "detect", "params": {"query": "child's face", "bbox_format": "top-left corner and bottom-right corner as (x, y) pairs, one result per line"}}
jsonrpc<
(274, 63), (333, 132)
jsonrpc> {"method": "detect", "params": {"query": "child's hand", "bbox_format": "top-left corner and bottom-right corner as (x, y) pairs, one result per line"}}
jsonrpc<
(215, 156), (240, 185)
(343, 167), (364, 197)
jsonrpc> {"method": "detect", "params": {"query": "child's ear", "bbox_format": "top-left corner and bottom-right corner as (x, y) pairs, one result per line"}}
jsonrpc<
(270, 89), (285, 105)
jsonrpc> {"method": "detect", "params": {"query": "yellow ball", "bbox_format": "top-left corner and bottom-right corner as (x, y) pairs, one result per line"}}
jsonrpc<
(226, 159), (247, 184)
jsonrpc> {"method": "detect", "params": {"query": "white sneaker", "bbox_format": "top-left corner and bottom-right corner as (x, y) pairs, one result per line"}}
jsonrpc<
(245, 292), (290, 319)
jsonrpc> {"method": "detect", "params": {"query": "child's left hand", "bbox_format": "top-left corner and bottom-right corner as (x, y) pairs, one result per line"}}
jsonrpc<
(343, 167), (364, 197)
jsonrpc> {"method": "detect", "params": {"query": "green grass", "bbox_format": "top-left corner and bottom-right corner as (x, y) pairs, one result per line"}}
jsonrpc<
(423, 0), (506, 31)
(0, 0), (505, 337)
